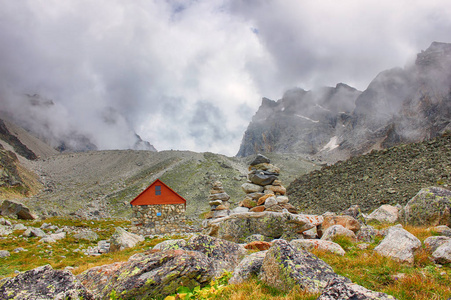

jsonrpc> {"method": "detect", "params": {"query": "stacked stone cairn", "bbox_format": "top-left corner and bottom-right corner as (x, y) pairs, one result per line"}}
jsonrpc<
(205, 181), (232, 219)
(239, 154), (298, 214)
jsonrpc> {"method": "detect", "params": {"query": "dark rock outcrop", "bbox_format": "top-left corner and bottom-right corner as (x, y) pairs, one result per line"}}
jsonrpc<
(317, 278), (396, 300)
(78, 249), (214, 299)
(1, 200), (37, 220)
(259, 239), (348, 293)
(0, 264), (93, 300)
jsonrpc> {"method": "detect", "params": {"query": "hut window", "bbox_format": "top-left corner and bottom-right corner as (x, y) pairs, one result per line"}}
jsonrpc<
(155, 185), (161, 195)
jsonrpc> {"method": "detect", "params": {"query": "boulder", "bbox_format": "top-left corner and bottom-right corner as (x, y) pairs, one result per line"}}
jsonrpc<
(264, 197), (278, 208)
(424, 236), (451, 252)
(0, 264), (93, 300)
(208, 192), (230, 201)
(279, 203), (298, 214)
(431, 240), (451, 264)
(250, 206), (266, 212)
(204, 212), (315, 243)
(259, 240), (348, 293)
(374, 226), (421, 264)
(231, 207), (249, 214)
(213, 209), (230, 218)
(0, 200), (37, 220)
(249, 172), (278, 186)
(244, 241), (272, 251)
(250, 154), (270, 166)
(78, 249), (214, 299)
(356, 225), (379, 243)
(429, 225), (451, 237)
(276, 196), (289, 204)
(12, 223), (26, 231)
(257, 193), (275, 205)
(153, 239), (187, 251)
(317, 278), (396, 300)
(341, 205), (365, 222)
(241, 183), (264, 194)
(0, 250), (10, 258)
(321, 214), (361, 234)
(241, 198), (257, 208)
(0, 217), (11, 226)
(23, 227), (46, 238)
(229, 251), (267, 284)
(290, 239), (346, 256)
(250, 163), (280, 174)
(321, 225), (357, 242)
(109, 227), (144, 252)
(0, 225), (12, 236)
(366, 205), (399, 223)
(264, 185), (286, 195)
(184, 234), (247, 276)
(403, 186), (451, 226)
(73, 230), (99, 241)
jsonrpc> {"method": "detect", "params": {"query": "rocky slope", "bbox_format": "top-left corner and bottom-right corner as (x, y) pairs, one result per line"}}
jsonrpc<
(0, 118), (319, 220)
(287, 133), (451, 214)
(238, 42), (451, 163)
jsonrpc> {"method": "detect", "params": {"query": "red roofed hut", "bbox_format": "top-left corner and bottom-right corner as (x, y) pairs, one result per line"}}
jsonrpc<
(130, 179), (186, 235)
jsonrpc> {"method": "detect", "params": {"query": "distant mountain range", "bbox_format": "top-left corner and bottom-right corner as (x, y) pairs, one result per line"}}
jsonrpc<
(237, 42), (451, 163)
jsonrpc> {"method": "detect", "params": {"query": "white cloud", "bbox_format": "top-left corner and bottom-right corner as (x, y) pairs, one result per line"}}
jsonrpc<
(0, 0), (450, 156)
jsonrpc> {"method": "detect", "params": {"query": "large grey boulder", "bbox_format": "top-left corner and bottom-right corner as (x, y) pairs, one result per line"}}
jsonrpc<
(250, 154), (270, 165)
(424, 236), (451, 253)
(0, 200), (37, 220)
(204, 212), (315, 243)
(431, 240), (451, 264)
(109, 227), (144, 252)
(0, 264), (93, 300)
(321, 225), (357, 241)
(259, 239), (348, 293)
(429, 225), (451, 237)
(184, 234), (247, 276)
(366, 205), (399, 223)
(317, 278), (397, 300)
(229, 251), (267, 284)
(290, 239), (346, 256)
(374, 226), (421, 264)
(78, 249), (214, 299)
(403, 187), (451, 226)
(23, 227), (46, 237)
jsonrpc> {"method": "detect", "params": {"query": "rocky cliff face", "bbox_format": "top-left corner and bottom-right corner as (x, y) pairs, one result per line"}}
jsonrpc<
(238, 42), (451, 163)
(237, 83), (361, 160)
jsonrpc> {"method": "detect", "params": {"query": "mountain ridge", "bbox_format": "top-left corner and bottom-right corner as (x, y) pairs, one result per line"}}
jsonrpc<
(237, 42), (451, 163)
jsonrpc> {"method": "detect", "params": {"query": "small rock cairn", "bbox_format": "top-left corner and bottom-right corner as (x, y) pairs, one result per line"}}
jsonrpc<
(205, 181), (232, 219)
(239, 154), (298, 214)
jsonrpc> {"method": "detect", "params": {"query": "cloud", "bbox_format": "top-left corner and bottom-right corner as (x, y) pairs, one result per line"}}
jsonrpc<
(0, 0), (450, 156)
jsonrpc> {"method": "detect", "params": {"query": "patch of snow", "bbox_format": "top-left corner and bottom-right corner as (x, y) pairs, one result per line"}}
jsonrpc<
(321, 136), (339, 151)
(295, 114), (319, 123)
(281, 107), (285, 111)
(315, 104), (331, 112)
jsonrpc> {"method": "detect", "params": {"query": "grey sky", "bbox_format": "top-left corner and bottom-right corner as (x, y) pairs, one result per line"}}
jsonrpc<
(0, 0), (450, 155)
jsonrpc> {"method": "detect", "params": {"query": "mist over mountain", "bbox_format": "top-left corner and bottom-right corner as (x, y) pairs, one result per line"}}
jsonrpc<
(0, 93), (156, 153)
(237, 42), (451, 163)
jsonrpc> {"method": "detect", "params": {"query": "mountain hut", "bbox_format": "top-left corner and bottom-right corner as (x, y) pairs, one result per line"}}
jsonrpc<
(130, 179), (186, 235)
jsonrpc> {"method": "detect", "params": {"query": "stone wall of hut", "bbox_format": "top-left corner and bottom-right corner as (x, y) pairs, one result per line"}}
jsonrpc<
(130, 204), (186, 235)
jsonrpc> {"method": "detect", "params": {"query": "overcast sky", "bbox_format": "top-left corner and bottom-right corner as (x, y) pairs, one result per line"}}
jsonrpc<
(1, 0), (450, 156)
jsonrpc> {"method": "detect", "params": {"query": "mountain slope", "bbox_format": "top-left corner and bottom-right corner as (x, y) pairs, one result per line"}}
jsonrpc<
(287, 133), (451, 214)
(238, 42), (451, 163)
(24, 150), (318, 219)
